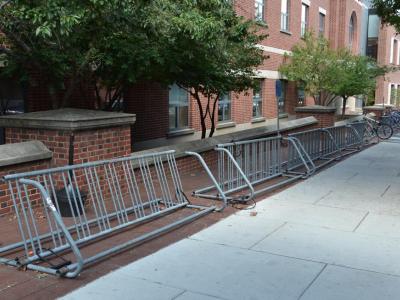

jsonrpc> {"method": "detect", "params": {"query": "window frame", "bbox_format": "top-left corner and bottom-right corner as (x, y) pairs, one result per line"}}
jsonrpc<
(319, 12), (326, 36)
(349, 14), (356, 48)
(218, 92), (232, 123)
(252, 80), (263, 118)
(280, 0), (290, 32)
(301, 3), (309, 37)
(255, 0), (265, 22)
(168, 84), (189, 131)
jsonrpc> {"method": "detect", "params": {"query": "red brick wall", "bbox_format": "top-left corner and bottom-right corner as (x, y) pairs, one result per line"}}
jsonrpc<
(0, 160), (51, 215)
(296, 112), (335, 128)
(5, 126), (131, 166)
(124, 82), (169, 142)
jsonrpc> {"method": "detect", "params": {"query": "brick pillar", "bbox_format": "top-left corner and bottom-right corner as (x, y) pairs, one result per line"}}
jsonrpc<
(363, 105), (386, 119)
(0, 108), (136, 167)
(295, 105), (336, 128)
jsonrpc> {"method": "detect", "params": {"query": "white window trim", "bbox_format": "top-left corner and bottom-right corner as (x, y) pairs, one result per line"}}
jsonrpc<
(302, 0), (311, 6)
(256, 44), (292, 56)
(319, 7), (326, 15)
(254, 70), (287, 80)
(396, 39), (400, 65)
(390, 37), (394, 64)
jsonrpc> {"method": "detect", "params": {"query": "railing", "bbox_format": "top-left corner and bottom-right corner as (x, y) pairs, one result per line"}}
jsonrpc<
(0, 150), (224, 278)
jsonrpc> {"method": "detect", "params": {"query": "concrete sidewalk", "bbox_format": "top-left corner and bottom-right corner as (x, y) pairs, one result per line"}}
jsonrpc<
(63, 141), (400, 300)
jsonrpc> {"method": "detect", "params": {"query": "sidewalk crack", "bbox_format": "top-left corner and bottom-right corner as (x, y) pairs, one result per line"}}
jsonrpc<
(353, 211), (370, 232)
(248, 222), (287, 250)
(381, 185), (391, 197)
(297, 264), (328, 300)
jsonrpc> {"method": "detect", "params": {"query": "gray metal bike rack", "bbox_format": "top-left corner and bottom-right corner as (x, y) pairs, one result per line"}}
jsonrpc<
(192, 136), (315, 202)
(0, 150), (225, 278)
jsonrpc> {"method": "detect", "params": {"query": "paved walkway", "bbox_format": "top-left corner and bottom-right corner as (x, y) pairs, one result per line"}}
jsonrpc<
(63, 141), (400, 300)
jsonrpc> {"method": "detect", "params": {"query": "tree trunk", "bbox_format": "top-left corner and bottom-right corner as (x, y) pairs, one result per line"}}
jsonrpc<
(192, 91), (207, 139)
(341, 96), (348, 118)
(208, 95), (219, 138)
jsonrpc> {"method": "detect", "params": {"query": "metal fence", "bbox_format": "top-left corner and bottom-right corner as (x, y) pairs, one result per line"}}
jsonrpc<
(0, 150), (224, 278)
(193, 136), (315, 201)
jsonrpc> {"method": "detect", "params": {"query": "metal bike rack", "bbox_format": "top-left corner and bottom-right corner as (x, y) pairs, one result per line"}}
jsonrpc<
(0, 150), (225, 278)
(325, 123), (365, 153)
(192, 136), (315, 202)
(288, 128), (341, 170)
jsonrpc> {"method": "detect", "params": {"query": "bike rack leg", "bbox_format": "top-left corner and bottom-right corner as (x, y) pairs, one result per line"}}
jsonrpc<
(185, 151), (228, 211)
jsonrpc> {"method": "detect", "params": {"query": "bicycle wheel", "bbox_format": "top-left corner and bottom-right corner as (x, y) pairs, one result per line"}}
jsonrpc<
(376, 124), (393, 140)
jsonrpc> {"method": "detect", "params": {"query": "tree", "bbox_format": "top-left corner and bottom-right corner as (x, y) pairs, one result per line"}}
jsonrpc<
(372, 0), (400, 31)
(0, 0), (177, 109)
(279, 32), (336, 105)
(328, 50), (387, 117)
(159, 0), (266, 138)
(280, 33), (387, 116)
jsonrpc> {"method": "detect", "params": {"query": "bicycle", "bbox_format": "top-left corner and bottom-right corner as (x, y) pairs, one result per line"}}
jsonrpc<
(363, 113), (393, 141)
(384, 107), (400, 131)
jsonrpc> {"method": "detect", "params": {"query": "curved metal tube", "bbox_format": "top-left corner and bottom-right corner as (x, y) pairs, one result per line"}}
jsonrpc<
(18, 178), (84, 278)
(214, 147), (255, 202)
(285, 137), (316, 177)
(185, 151), (228, 211)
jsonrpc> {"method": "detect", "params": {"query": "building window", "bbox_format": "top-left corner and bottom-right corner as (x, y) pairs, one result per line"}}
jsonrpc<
(349, 13), (356, 48)
(390, 84), (397, 105)
(281, 0), (290, 31)
(169, 84), (189, 131)
(255, 0), (265, 22)
(218, 93), (231, 122)
(278, 80), (286, 113)
(253, 80), (263, 118)
(297, 86), (305, 106)
(393, 39), (399, 65)
(319, 13), (325, 36)
(301, 3), (309, 37)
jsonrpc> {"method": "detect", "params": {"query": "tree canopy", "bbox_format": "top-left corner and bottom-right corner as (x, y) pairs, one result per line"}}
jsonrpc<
(372, 0), (400, 32)
(0, 0), (265, 138)
(165, 0), (266, 138)
(279, 33), (387, 116)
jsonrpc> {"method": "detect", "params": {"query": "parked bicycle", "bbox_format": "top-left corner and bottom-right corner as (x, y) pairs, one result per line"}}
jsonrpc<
(383, 107), (400, 130)
(363, 113), (393, 140)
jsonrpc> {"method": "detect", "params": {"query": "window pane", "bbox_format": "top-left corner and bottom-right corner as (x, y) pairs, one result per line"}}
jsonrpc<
(218, 93), (231, 122)
(169, 107), (177, 129)
(319, 13), (325, 35)
(281, 0), (289, 31)
(169, 84), (188, 130)
(301, 4), (308, 37)
(253, 80), (263, 118)
(178, 106), (189, 128)
(255, 0), (264, 21)
(278, 80), (286, 113)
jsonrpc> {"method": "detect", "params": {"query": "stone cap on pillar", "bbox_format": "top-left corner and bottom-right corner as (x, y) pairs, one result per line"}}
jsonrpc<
(295, 105), (336, 114)
(363, 105), (386, 111)
(0, 108), (136, 131)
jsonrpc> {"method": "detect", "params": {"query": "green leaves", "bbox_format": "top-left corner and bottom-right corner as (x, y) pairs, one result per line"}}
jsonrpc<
(279, 32), (387, 107)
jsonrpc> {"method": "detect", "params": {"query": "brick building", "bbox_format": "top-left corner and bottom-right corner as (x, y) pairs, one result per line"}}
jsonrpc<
(0, 0), (396, 148)
(127, 0), (367, 147)
(367, 9), (400, 106)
